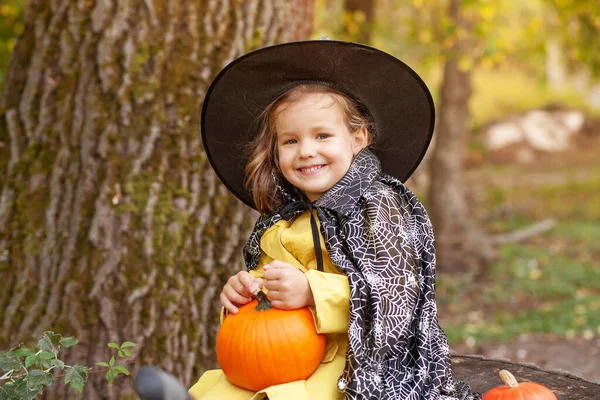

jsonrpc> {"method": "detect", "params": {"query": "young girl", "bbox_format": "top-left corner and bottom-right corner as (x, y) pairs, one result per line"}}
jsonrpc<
(138, 39), (481, 400)
(188, 39), (483, 400)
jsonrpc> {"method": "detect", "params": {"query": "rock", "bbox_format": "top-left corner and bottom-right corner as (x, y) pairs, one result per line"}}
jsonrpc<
(483, 109), (587, 163)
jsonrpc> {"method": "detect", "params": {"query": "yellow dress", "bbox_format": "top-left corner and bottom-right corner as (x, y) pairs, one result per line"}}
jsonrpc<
(189, 211), (350, 400)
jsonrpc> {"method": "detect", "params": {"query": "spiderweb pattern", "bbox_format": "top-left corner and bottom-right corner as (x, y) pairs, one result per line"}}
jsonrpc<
(244, 150), (481, 400)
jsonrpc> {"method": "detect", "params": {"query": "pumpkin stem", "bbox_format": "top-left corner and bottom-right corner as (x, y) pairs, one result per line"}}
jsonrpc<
(253, 289), (272, 311)
(499, 370), (520, 388)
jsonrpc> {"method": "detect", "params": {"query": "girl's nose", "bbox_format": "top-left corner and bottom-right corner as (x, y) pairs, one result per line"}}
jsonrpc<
(298, 140), (316, 158)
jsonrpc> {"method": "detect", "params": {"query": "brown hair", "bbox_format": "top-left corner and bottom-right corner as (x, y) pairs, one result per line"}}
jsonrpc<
(244, 84), (377, 214)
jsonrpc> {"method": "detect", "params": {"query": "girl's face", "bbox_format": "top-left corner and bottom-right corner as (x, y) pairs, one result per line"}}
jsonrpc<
(275, 93), (368, 202)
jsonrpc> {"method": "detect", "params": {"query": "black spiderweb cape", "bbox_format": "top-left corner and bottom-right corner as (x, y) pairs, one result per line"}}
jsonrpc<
(243, 149), (481, 400)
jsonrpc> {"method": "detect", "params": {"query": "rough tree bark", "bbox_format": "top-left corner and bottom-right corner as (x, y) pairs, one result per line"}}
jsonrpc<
(427, 0), (495, 271)
(0, 0), (314, 398)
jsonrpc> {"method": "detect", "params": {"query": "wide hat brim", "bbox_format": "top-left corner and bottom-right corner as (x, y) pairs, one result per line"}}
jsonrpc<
(201, 40), (435, 210)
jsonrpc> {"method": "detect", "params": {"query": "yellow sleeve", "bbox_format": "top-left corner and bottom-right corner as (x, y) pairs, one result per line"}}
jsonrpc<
(305, 269), (350, 334)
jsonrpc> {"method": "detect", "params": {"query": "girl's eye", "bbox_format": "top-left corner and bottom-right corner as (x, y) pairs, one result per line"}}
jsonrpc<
(317, 133), (330, 140)
(283, 139), (297, 145)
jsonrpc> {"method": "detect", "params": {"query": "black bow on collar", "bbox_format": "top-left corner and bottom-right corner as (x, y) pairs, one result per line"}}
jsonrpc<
(275, 150), (383, 273)
(279, 200), (324, 272)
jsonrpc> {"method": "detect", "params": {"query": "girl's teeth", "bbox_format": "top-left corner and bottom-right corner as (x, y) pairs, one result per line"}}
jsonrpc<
(301, 165), (323, 173)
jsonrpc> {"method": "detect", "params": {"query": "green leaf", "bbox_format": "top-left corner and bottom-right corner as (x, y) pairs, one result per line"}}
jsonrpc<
(38, 332), (61, 354)
(50, 358), (65, 369)
(64, 365), (89, 394)
(65, 378), (84, 395)
(120, 341), (136, 348)
(122, 348), (131, 357)
(24, 354), (37, 368)
(107, 343), (120, 349)
(0, 351), (23, 372)
(0, 378), (40, 400)
(25, 369), (53, 391)
(38, 351), (55, 360)
(117, 350), (124, 358)
(59, 337), (78, 348)
(107, 369), (115, 385)
(96, 362), (110, 368)
(108, 356), (115, 367)
(10, 348), (35, 358)
(112, 366), (130, 376)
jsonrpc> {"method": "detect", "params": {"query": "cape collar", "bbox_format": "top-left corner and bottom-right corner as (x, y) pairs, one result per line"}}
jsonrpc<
(277, 148), (382, 218)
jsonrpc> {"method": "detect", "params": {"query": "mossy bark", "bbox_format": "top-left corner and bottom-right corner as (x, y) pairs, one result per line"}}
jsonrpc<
(0, 0), (314, 398)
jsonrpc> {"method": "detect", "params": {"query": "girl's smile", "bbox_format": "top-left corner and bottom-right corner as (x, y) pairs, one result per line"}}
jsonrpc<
(297, 164), (326, 175)
(275, 93), (367, 202)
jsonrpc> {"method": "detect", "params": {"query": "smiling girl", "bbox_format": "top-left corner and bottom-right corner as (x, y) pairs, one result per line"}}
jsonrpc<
(155, 39), (482, 400)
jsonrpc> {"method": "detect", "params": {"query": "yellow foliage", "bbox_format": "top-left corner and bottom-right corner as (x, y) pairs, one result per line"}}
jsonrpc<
(555, 0), (574, 8)
(480, 57), (495, 69)
(419, 30), (433, 44)
(1, 4), (21, 18)
(343, 12), (360, 36)
(458, 56), (473, 72)
(353, 10), (366, 24)
(479, 5), (495, 21)
(527, 17), (542, 34)
(442, 36), (456, 49)
(7, 38), (16, 53)
(456, 27), (469, 40)
(491, 52), (505, 65)
(413, 0), (425, 9)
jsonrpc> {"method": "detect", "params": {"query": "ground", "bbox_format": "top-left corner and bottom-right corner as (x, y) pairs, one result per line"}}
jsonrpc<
(436, 128), (600, 386)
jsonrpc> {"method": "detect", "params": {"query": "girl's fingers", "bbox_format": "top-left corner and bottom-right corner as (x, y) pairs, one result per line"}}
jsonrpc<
(238, 272), (261, 294)
(220, 292), (238, 314)
(263, 268), (287, 281)
(263, 279), (282, 292)
(270, 299), (286, 309)
(270, 299), (296, 310)
(256, 277), (265, 289)
(263, 279), (274, 291)
(222, 285), (252, 305)
(263, 260), (294, 271)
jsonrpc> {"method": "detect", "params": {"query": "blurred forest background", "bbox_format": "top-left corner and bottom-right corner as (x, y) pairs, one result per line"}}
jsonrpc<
(0, 0), (598, 398)
(313, 0), (600, 384)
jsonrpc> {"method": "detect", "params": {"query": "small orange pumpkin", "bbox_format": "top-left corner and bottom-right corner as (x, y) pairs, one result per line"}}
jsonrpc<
(216, 292), (326, 391)
(483, 370), (558, 400)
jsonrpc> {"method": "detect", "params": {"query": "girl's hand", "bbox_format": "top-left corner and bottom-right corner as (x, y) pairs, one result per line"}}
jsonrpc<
(220, 271), (263, 314)
(263, 260), (315, 310)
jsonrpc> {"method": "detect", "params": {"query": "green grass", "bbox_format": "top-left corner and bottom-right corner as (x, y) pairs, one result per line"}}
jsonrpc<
(438, 170), (600, 344)
(440, 242), (600, 343)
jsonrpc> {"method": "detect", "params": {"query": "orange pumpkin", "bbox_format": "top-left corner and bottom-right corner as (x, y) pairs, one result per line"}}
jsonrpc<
(216, 292), (326, 391)
(483, 370), (558, 400)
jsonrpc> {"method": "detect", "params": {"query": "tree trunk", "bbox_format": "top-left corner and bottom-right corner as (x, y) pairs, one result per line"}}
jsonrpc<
(0, 0), (314, 398)
(343, 0), (374, 44)
(546, 37), (567, 91)
(427, 0), (495, 272)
